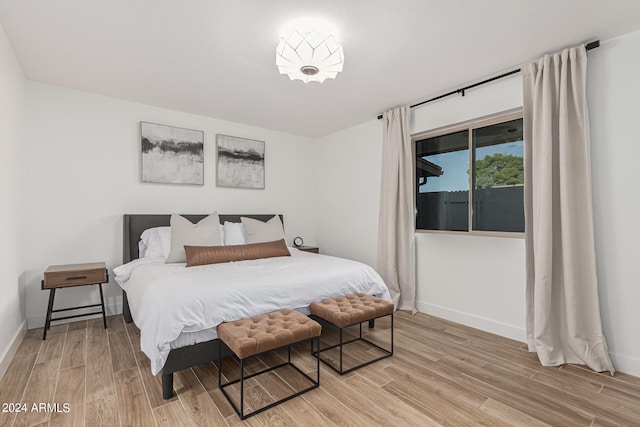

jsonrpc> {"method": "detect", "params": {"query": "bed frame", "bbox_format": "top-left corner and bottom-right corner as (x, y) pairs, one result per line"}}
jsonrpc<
(122, 214), (283, 399)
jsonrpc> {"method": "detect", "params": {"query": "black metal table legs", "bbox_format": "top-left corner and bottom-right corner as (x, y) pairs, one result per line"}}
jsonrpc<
(42, 283), (107, 340)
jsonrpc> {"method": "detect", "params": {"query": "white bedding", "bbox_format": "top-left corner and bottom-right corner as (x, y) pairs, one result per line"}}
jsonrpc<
(114, 249), (391, 374)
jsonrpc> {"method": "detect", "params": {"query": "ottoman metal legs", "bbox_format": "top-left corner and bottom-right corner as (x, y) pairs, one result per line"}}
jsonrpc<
(309, 293), (394, 375)
(312, 313), (393, 375)
(218, 337), (320, 420)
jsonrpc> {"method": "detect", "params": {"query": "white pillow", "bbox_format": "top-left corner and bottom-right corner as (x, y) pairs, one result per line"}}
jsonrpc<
(241, 216), (285, 244)
(223, 222), (247, 246)
(138, 240), (147, 258)
(138, 224), (224, 259)
(140, 226), (171, 259)
(166, 213), (223, 263)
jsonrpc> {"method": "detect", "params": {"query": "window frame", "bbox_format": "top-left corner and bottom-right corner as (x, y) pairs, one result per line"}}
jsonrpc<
(413, 108), (524, 238)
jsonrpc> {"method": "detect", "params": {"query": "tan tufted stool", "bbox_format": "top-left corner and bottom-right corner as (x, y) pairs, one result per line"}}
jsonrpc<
(309, 293), (394, 374)
(217, 309), (321, 419)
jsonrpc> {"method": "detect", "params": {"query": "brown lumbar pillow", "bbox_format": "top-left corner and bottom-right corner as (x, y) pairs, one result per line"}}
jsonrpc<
(184, 239), (290, 267)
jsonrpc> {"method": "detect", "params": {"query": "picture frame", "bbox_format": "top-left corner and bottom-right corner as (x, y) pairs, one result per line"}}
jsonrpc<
(216, 134), (265, 189)
(140, 122), (204, 185)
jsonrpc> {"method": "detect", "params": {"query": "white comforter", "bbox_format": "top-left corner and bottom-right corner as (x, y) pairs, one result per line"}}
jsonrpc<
(114, 249), (391, 374)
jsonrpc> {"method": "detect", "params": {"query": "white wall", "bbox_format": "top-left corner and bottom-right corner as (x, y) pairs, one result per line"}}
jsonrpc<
(24, 82), (316, 327)
(314, 119), (383, 267)
(588, 30), (640, 375)
(314, 31), (640, 376)
(0, 24), (27, 374)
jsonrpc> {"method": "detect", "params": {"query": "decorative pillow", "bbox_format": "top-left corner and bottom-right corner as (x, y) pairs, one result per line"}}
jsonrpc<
(166, 213), (223, 263)
(223, 221), (247, 246)
(184, 239), (290, 267)
(140, 226), (171, 258)
(139, 224), (224, 259)
(138, 240), (147, 258)
(241, 215), (285, 244)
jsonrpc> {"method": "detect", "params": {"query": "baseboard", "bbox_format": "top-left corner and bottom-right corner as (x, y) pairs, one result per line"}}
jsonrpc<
(416, 300), (526, 343)
(0, 319), (27, 381)
(416, 301), (640, 378)
(608, 350), (640, 377)
(27, 300), (122, 329)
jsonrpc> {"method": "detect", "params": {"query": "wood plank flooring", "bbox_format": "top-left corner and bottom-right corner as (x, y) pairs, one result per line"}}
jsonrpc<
(1, 312), (639, 426)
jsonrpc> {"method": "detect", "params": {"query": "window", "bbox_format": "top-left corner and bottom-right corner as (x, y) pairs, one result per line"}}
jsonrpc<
(415, 112), (524, 234)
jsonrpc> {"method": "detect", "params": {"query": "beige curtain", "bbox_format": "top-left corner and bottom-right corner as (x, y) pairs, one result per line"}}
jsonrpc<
(377, 106), (416, 312)
(523, 45), (614, 373)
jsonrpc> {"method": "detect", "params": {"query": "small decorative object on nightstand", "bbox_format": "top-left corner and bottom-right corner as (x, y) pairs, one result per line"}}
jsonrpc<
(296, 246), (319, 254)
(41, 262), (108, 340)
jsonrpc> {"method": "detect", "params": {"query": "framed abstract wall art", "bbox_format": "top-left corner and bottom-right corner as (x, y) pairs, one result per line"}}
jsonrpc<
(216, 134), (265, 189)
(141, 122), (204, 185)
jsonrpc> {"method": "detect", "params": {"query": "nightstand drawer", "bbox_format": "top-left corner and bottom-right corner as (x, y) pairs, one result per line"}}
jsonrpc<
(43, 262), (107, 289)
(297, 246), (319, 254)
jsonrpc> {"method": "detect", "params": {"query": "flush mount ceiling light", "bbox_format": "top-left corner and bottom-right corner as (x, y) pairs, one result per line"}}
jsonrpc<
(276, 19), (344, 83)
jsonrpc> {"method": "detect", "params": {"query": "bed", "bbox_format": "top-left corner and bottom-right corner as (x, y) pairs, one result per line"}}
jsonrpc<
(118, 214), (391, 399)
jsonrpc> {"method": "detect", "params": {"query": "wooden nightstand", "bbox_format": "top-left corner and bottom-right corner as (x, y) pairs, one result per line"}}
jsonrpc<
(42, 262), (108, 340)
(296, 246), (319, 254)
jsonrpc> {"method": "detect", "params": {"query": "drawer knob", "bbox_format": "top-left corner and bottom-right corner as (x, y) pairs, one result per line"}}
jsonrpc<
(66, 275), (87, 280)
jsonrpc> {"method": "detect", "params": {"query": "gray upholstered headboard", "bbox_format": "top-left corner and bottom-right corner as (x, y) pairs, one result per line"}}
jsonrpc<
(122, 214), (284, 263)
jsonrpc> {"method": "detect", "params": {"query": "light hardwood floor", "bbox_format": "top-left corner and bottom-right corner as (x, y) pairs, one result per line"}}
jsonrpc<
(2, 312), (640, 426)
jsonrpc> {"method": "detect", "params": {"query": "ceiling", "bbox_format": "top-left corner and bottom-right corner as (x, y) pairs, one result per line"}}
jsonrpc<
(2, 0), (640, 138)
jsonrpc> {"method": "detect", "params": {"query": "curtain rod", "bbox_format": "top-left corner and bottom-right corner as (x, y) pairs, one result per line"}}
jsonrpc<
(376, 40), (600, 120)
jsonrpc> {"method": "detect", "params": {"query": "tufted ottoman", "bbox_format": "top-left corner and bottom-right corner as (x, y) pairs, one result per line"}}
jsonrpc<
(309, 293), (394, 374)
(217, 309), (321, 419)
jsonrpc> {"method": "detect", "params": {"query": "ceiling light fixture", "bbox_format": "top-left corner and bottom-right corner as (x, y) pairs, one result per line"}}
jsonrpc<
(276, 19), (344, 83)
